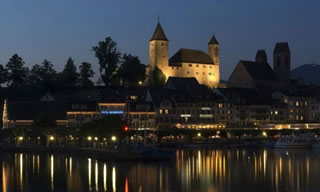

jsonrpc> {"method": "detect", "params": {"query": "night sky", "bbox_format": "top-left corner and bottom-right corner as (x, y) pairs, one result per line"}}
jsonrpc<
(0, 0), (319, 80)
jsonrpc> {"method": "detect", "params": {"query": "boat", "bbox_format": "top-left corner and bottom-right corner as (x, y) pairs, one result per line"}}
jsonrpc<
(275, 133), (314, 149)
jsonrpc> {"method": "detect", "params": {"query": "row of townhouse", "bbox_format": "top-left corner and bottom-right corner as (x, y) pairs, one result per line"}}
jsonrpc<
(2, 78), (320, 130)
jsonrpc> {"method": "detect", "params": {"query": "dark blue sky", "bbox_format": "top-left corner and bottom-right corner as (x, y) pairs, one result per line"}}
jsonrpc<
(0, 0), (319, 80)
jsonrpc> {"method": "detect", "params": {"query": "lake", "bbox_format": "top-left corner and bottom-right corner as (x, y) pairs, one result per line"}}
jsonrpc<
(1, 149), (320, 192)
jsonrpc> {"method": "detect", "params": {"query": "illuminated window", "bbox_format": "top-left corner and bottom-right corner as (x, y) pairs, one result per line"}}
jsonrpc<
(275, 111), (278, 115)
(290, 108), (294, 113)
(300, 116), (304, 120)
(305, 102), (308, 106)
(159, 109), (163, 114)
(218, 104), (223, 108)
(296, 101), (299, 106)
(165, 109), (169, 114)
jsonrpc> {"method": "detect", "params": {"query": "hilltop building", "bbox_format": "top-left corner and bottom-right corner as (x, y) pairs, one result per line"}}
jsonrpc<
(147, 22), (220, 88)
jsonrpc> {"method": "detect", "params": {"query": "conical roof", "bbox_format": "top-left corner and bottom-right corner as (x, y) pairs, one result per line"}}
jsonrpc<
(208, 34), (219, 45)
(150, 23), (168, 41)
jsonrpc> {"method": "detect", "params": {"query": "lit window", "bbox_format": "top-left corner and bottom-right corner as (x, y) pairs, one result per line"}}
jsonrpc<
(165, 109), (169, 114)
(305, 102), (308, 106)
(296, 101), (299, 106)
(218, 104), (223, 108)
(275, 111), (278, 115)
(159, 109), (163, 114)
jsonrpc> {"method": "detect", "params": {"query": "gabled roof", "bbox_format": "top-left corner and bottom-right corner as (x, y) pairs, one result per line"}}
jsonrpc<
(274, 42), (290, 53)
(150, 23), (168, 41)
(240, 60), (279, 81)
(218, 87), (263, 104)
(165, 77), (200, 90)
(208, 35), (219, 45)
(7, 101), (68, 121)
(169, 48), (214, 66)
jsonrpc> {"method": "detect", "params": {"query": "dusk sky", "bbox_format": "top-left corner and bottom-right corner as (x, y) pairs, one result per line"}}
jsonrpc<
(0, 0), (319, 80)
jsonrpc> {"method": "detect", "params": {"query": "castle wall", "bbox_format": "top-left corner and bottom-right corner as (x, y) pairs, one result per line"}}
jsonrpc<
(163, 63), (220, 88)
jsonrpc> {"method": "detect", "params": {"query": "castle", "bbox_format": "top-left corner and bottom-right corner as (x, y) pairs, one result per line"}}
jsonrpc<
(147, 22), (220, 88)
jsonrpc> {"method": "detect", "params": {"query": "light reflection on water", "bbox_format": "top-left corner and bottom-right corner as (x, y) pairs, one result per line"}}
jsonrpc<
(0, 149), (320, 192)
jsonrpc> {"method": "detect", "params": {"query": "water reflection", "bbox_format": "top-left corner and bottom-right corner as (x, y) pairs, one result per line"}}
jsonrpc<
(0, 149), (320, 192)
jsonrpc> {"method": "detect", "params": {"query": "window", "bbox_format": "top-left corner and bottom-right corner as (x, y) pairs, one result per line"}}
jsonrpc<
(196, 65), (199, 67)
(296, 101), (299, 106)
(209, 66), (212, 69)
(275, 111), (278, 115)
(165, 109), (169, 114)
(189, 64), (192, 67)
(203, 65), (206, 68)
(159, 109), (163, 114)
(203, 72), (205, 75)
(187, 71), (190, 74)
(196, 72), (199, 75)
(218, 104), (223, 108)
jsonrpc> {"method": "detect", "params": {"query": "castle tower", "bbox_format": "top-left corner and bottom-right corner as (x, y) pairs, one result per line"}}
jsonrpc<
(273, 42), (291, 83)
(149, 22), (169, 74)
(208, 34), (219, 65)
(255, 50), (268, 63)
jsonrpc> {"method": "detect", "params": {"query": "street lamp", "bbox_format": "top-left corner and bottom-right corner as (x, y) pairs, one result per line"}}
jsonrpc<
(111, 136), (117, 142)
(88, 136), (92, 141)
(18, 136), (24, 141)
(49, 136), (55, 141)
(94, 137), (98, 141)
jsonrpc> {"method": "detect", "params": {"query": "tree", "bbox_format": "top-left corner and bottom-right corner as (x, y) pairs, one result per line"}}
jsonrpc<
(92, 37), (121, 86)
(0, 65), (8, 86)
(79, 62), (95, 87)
(58, 57), (79, 86)
(118, 54), (146, 86)
(149, 66), (166, 87)
(30, 59), (57, 89)
(6, 54), (29, 87)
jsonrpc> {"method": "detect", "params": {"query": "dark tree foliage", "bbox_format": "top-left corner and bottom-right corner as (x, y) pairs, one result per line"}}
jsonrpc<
(92, 37), (121, 86)
(80, 116), (125, 138)
(149, 66), (166, 87)
(30, 59), (57, 89)
(79, 62), (95, 87)
(118, 54), (146, 86)
(58, 57), (79, 87)
(6, 54), (29, 87)
(0, 64), (8, 86)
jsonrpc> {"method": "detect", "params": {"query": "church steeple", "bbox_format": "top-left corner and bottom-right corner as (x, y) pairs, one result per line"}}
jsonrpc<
(150, 23), (168, 41)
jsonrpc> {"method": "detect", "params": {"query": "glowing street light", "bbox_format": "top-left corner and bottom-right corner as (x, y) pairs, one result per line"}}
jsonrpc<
(138, 81), (143, 85)
(197, 133), (201, 137)
(111, 136), (117, 142)
(88, 136), (92, 141)
(18, 136), (23, 141)
(49, 136), (55, 141)
(94, 137), (98, 141)
(262, 131), (267, 137)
